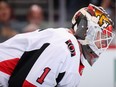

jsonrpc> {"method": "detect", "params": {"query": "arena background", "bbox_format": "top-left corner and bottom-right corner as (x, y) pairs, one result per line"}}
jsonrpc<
(0, 0), (116, 87)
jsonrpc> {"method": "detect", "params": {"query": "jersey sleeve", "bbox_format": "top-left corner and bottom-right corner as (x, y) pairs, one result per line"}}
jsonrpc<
(0, 33), (29, 61)
(0, 34), (29, 87)
(56, 49), (81, 87)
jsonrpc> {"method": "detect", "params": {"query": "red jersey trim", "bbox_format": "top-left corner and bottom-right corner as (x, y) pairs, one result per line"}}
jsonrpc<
(22, 80), (36, 87)
(0, 58), (19, 75)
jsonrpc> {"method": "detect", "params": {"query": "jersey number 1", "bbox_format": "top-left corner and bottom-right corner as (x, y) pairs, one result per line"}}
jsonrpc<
(37, 67), (51, 84)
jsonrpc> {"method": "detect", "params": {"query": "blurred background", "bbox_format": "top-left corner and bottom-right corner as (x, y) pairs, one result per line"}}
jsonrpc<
(0, 0), (115, 87)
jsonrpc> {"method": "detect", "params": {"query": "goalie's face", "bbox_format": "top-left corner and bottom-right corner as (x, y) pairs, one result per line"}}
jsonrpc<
(86, 20), (114, 55)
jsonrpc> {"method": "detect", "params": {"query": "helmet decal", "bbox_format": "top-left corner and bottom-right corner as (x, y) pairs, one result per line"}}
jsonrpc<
(95, 9), (111, 27)
(88, 4), (113, 30)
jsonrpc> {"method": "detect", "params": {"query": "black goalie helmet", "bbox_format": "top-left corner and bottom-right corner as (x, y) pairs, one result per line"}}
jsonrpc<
(72, 4), (115, 66)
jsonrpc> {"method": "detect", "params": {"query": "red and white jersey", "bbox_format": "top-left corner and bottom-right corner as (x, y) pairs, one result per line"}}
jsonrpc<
(0, 28), (84, 87)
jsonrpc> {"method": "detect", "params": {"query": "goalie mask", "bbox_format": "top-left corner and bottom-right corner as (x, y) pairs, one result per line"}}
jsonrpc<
(72, 4), (115, 66)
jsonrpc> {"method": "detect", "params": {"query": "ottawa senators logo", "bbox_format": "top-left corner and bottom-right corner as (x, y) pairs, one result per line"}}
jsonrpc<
(94, 8), (112, 30)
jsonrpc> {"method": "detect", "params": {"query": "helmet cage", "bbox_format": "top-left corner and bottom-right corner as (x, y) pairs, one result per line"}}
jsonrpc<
(86, 20), (115, 56)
